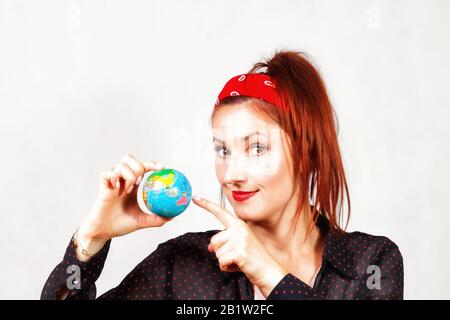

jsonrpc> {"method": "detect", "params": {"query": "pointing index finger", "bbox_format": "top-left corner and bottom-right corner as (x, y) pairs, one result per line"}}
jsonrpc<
(192, 196), (240, 228)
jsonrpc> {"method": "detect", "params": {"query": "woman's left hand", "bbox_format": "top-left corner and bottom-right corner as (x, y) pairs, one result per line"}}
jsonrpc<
(192, 195), (288, 297)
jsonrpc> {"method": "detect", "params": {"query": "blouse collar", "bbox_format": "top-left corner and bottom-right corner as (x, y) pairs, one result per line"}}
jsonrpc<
(316, 213), (360, 280)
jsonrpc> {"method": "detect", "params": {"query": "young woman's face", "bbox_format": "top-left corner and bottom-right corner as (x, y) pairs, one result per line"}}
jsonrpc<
(212, 101), (297, 223)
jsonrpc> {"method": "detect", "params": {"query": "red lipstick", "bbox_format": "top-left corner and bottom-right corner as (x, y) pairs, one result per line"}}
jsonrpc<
(232, 190), (259, 202)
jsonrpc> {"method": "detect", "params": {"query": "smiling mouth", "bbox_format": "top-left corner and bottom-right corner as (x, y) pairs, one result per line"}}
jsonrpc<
(231, 190), (259, 202)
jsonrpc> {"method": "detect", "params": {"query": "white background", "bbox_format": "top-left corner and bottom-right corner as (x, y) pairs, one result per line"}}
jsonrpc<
(1, 0), (449, 299)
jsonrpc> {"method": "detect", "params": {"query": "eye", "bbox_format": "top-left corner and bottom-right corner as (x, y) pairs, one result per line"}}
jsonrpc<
(214, 145), (229, 158)
(249, 143), (266, 156)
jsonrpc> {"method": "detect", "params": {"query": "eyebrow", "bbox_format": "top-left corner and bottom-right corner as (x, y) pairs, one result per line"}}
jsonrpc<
(212, 131), (265, 144)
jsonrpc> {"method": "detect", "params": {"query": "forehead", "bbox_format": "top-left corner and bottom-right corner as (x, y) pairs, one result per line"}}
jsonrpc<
(212, 102), (278, 139)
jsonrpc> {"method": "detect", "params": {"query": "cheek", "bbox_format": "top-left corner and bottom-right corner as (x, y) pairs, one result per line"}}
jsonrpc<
(247, 151), (282, 179)
(248, 146), (290, 184)
(260, 178), (293, 211)
(255, 148), (297, 211)
(257, 158), (294, 202)
(215, 162), (227, 184)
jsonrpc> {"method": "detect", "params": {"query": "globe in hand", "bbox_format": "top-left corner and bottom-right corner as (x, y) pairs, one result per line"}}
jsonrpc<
(139, 168), (192, 218)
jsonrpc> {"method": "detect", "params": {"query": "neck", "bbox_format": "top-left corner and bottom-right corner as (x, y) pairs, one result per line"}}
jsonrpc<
(247, 198), (322, 267)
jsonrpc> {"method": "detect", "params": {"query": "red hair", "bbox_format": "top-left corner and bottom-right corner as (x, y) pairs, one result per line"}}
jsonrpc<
(211, 50), (351, 235)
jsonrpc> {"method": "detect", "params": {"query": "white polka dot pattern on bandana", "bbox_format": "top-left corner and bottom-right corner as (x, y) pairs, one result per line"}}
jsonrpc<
(214, 73), (284, 110)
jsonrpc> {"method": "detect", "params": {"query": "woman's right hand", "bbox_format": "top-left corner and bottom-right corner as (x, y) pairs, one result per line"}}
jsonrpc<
(77, 154), (174, 246)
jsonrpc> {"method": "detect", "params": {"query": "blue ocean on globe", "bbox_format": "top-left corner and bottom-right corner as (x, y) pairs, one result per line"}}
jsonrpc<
(142, 168), (192, 218)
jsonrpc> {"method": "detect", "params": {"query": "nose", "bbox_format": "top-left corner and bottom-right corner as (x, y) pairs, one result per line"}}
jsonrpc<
(223, 153), (248, 185)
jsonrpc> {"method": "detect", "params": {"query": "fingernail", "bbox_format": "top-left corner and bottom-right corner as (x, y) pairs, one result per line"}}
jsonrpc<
(135, 176), (142, 186)
(192, 195), (202, 202)
(156, 162), (164, 169)
(115, 181), (120, 189)
(127, 186), (133, 194)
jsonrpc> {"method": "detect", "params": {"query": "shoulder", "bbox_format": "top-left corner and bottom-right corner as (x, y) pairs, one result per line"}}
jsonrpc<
(339, 230), (403, 274)
(345, 230), (402, 255)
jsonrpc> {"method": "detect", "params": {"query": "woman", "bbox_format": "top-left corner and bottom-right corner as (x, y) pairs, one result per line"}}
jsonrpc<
(41, 50), (403, 300)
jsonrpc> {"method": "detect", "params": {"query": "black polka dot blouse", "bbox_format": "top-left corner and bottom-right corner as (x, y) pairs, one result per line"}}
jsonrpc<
(40, 214), (403, 300)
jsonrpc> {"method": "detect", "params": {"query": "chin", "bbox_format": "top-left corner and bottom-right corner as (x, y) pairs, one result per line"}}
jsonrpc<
(233, 208), (263, 222)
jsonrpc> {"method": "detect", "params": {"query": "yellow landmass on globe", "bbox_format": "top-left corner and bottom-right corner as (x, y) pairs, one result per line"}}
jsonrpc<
(150, 172), (175, 188)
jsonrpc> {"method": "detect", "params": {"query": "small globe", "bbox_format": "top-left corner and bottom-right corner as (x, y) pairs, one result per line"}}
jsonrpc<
(142, 168), (192, 218)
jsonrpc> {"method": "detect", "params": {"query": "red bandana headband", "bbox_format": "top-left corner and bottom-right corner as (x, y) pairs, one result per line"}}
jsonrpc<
(214, 73), (285, 111)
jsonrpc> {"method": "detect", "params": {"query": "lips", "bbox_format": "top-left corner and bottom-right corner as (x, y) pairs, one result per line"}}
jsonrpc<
(231, 190), (259, 202)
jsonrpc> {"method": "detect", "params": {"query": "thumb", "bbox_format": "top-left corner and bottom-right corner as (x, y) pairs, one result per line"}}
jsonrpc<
(136, 212), (174, 230)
